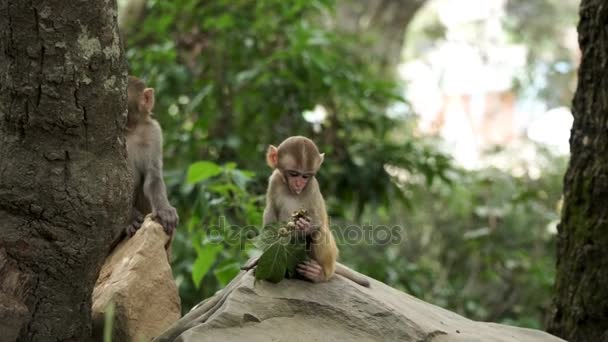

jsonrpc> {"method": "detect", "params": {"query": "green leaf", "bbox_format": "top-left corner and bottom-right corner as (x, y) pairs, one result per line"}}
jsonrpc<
(285, 236), (308, 277)
(187, 215), (201, 234)
(255, 224), (282, 249)
(254, 225), (308, 283)
(235, 68), (261, 86)
(187, 161), (223, 184)
(255, 242), (288, 283)
(192, 244), (222, 288)
(186, 85), (213, 114)
(209, 183), (239, 195)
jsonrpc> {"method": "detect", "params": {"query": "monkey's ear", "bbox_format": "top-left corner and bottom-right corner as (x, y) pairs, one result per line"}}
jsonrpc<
(318, 153), (325, 166)
(141, 87), (155, 113)
(266, 145), (278, 168)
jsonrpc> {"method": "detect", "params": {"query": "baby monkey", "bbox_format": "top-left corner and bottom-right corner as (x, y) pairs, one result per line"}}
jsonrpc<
(125, 76), (178, 237)
(245, 136), (369, 287)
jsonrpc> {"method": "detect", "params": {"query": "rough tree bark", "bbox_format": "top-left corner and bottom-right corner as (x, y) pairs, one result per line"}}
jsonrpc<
(331, 0), (428, 69)
(548, 1), (608, 341)
(0, 0), (130, 341)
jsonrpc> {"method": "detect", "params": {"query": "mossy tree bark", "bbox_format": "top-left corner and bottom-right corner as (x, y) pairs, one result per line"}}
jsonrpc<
(549, 1), (608, 341)
(0, 0), (130, 340)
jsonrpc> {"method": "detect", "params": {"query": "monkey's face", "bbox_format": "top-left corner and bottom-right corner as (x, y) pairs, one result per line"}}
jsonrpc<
(127, 76), (155, 125)
(284, 170), (314, 195)
(267, 136), (324, 195)
(278, 154), (317, 195)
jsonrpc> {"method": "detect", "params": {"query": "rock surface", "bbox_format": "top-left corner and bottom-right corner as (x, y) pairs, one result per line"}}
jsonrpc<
(156, 267), (564, 342)
(92, 218), (181, 341)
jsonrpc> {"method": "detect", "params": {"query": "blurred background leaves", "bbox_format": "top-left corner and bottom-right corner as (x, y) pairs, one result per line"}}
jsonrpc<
(119, 0), (575, 329)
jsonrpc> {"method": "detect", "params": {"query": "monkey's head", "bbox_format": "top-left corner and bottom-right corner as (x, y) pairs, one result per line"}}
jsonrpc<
(266, 136), (324, 195)
(127, 76), (155, 127)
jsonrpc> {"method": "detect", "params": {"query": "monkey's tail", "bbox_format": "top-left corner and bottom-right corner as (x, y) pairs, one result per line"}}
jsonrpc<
(335, 263), (370, 287)
(240, 256), (260, 271)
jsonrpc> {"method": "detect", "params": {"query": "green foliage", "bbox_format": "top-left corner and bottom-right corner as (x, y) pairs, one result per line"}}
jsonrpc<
(254, 224), (308, 283)
(339, 145), (566, 329)
(123, 0), (565, 329)
(171, 160), (262, 308)
(186, 161), (223, 184)
(126, 0), (449, 209)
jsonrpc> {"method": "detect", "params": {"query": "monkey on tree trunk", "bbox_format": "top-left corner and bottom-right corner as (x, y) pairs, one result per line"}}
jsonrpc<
(124, 76), (178, 238)
(244, 136), (370, 287)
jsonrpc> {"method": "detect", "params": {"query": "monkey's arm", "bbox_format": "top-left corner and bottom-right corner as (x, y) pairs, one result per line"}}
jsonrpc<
(305, 180), (325, 232)
(262, 178), (279, 226)
(298, 190), (338, 282)
(143, 122), (178, 234)
(262, 205), (278, 226)
(297, 233), (337, 282)
(310, 192), (338, 280)
(310, 222), (338, 280)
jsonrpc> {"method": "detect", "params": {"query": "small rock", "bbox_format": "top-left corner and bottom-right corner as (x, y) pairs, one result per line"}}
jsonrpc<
(92, 218), (181, 341)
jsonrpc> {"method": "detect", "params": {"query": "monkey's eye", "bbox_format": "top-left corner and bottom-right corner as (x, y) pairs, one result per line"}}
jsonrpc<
(287, 170), (301, 177)
(302, 174), (310, 179)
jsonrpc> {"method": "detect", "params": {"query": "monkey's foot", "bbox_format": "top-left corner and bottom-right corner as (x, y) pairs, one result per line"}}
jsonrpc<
(126, 216), (144, 237)
(297, 260), (325, 283)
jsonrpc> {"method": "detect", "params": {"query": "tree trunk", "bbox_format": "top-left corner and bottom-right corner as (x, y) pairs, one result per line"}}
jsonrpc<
(331, 0), (427, 69)
(0, 0), (130, 341)
(548, 1), (608, 341)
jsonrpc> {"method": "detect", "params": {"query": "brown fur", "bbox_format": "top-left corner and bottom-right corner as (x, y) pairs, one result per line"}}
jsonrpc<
(274, 136), (323, 172)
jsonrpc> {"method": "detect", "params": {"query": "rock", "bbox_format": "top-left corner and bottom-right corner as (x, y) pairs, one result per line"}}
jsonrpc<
(155, 267), (564, 342)
(0, 248), (31, 342)
(92, 218), (181, 341)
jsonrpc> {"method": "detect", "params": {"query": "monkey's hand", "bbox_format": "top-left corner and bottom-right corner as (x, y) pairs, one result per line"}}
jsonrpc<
(126, 209), (145, 237)
(153, 206), (179, 235)
(297, 259), (325, 283)
(295, 216), (314, 234)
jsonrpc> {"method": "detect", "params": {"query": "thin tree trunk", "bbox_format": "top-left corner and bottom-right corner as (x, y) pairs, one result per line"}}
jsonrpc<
(331, 0), (427, 69)
(548, 1), (608, 341)
(0, 0), (130, 340)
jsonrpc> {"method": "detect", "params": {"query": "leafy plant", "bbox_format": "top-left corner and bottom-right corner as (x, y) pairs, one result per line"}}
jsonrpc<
(254, 224), (308, 283)
(339, 145), (566, 329)
(254, 210), (310, 283)
(170, 160), (263, 310)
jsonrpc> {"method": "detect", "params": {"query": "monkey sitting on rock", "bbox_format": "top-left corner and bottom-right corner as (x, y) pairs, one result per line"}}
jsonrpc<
(243, 136), (369, 287)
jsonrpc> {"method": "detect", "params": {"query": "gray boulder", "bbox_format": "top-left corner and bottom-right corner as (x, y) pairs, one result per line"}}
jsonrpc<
(156, 267), (564, 342)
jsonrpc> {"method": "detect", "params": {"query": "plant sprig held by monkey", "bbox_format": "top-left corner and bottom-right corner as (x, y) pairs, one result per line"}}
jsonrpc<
(253, 209), (310, 283)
